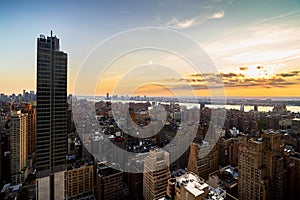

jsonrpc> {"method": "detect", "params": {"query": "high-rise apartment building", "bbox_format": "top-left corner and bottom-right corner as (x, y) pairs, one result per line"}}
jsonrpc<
(0, 141), (3, 184)
(126, 153), (148, 200)
(238, 131), (293, 200)
(143, 149), (171, 200)
(35, 32), (68, 200)
(290, 152), (300, 199)
(292, 118), (300, 134)
(10, 110), (28, 183)
(218, 137), (240, 167)
(66, 164), (94, 199)
(0, 113), (6, 130)
(187, 142), (218, 180)
(96, 163), (123, 200)
(21, 103), (36, 156)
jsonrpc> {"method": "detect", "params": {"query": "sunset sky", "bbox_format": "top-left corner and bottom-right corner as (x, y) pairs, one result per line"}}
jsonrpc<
(0, 0), (300, 97)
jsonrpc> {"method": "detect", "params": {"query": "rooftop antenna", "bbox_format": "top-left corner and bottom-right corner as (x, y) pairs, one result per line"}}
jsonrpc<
(51, 30), (53, 37)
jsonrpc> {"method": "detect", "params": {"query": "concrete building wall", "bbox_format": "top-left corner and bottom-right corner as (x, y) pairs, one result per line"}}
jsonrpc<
(54, 171), (66, 200)
(37, 176), (50, 200)
(36, 171), (66, 200)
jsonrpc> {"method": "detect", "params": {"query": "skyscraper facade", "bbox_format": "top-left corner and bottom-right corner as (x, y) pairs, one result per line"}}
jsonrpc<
(238, 131), (293, 200)
(21, 103), (36, 157)
(187, 142), (218, 180)
(10, 110), (28, 183)
(36, 32), (68, 200)
(290, 152), (300, 199)
(143, 149), (171, 200)
(96, 163), (124, 200)
(66, 164), (94, 199)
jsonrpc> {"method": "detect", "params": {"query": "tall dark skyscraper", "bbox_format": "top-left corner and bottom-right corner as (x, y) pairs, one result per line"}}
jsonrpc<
(36, 31), (67, 200)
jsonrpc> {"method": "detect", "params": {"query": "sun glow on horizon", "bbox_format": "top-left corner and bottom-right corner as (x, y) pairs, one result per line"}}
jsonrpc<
(241, 64), (278, 79)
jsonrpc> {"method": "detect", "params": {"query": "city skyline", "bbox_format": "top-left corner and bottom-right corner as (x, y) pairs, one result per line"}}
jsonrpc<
(1, 31), (300, 198)
(1, 2), (300, 198)
(1, 0), (300, 97)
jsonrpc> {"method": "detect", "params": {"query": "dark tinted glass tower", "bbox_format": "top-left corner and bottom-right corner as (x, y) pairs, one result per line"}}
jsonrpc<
(36, 31), (67, 200)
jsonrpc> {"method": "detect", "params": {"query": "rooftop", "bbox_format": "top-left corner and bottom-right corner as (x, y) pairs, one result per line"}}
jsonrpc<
(176, 172), (209, 197)
(206, 187), (226, 200)
(208, 165), (238, 190)
(97, 162), (122, 177)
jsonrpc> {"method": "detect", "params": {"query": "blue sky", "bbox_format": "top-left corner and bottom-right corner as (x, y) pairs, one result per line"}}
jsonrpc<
(1, 0), (300, 96)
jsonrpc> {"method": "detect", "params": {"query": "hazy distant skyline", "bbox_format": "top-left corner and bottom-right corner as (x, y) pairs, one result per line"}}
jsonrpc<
(1, 0), (300, 96)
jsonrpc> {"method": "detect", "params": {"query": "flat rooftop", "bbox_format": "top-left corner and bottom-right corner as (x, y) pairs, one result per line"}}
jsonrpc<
(176, 172), (209, 197)
(97, 163), (122, 176)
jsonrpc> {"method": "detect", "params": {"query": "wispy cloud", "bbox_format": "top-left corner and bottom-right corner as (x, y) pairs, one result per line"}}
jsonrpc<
(166, 10), (225, 29)
(210, 11), (225, 19)
(164, 0), (230, 29)
(166, 17), (203, 29)
(203, 10), (300, 68)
